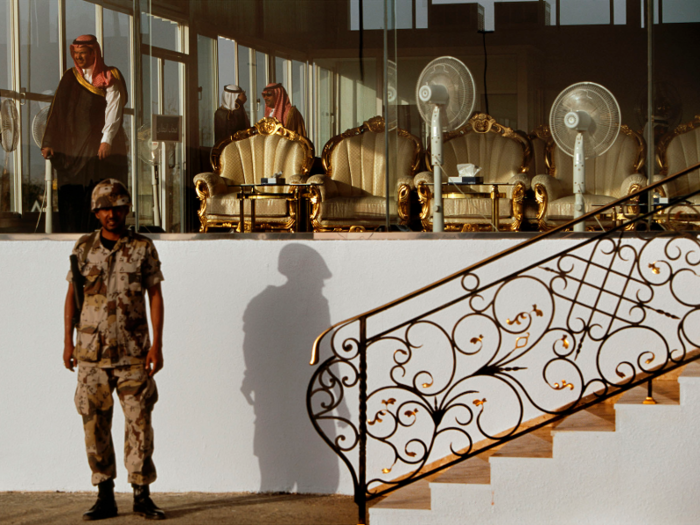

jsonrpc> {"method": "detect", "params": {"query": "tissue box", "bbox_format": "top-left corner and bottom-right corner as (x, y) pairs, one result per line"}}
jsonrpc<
(261, 177), (285, 185)
(449, 176), (483, 184)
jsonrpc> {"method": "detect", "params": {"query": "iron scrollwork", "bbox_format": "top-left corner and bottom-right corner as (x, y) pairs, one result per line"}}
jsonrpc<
(307, 229), (700, 516)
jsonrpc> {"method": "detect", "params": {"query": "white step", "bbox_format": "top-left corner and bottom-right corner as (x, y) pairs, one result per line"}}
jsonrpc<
(370, 364), (700, 525)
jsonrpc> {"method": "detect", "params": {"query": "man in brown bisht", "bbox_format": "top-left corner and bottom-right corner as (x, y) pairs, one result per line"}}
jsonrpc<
(261, 82), (307, 138)
(63, 179), (166, 521)
(42, 34), (128, 233)
(214, 84), (250, 144)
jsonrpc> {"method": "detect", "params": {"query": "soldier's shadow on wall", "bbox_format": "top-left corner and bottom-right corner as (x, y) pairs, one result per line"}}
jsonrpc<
(241, 243), (345, 493)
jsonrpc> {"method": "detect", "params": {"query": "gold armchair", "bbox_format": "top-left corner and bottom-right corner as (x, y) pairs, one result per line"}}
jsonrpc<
(415, 113), (532, 232)
(532, 125), (646, 231)
(194, 118), (314, 232)
(307, 116), (421, 232)
(656, 115), (700, 228)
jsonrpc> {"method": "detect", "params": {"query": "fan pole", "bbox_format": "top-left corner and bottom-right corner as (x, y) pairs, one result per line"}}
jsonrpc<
(431, 106), (444, 232)
(44, 159), (53, 234)
(573, 133), (585, 232)
(152, 165), (161, 228)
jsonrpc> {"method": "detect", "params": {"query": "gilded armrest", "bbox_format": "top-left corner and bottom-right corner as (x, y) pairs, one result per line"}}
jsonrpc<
(509, 172), (531, 192)
(307, 174), (338, 202)
(397, 175), (415, 223)
(651, 173), (668, 198)
(414, 170), (434, 188)
(532, 174), (563, 229)
(194, 172), (228, 199)
(620, 173), (648, 196)
(532, 174), (563, 202)
(287, 173), (309, 185)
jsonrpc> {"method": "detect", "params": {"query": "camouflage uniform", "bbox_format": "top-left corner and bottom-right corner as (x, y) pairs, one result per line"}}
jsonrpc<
(68, 225), (163, 486)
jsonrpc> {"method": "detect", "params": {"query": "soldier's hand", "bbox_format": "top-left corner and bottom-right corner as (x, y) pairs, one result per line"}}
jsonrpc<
(41, 147), (54, 159)
(145, 345), (164, 376)
(98, 142), (112, 160)
(63, 342), (76, 372)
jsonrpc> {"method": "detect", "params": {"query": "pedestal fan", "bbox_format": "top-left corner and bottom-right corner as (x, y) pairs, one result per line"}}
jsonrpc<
(31, 105), (53, 233)
(416, 57), (476, 232)
(0, 99), (19, 213)
(549, 82), (621, 232)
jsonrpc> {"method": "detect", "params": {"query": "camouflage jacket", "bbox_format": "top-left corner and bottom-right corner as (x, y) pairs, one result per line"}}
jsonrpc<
(67, 230), (164, 367)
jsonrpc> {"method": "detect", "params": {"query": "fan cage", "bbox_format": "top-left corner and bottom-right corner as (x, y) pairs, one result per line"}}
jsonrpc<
(416, 56), (476, 132)
(549, 82), (621, 159)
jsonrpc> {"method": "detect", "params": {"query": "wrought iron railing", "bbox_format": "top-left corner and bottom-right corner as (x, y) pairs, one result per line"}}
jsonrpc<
(307, 163), (700, 525)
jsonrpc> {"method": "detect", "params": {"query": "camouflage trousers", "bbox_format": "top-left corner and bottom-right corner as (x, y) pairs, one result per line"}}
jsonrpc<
(75, 363), (158, 486)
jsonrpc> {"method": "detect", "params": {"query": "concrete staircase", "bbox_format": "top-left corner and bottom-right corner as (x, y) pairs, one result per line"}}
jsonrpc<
(370, 362), (700, 525)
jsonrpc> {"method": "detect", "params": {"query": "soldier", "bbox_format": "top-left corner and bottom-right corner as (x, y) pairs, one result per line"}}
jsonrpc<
(63, 179), (166, 521)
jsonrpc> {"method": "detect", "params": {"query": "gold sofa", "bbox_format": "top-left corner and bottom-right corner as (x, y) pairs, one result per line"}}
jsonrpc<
(415, 113), (532, 232)
(194, 118), (314, 232)
(532, 125), (646, 231)
(656, 115), (700, 228)
(307, 116), (421, 231)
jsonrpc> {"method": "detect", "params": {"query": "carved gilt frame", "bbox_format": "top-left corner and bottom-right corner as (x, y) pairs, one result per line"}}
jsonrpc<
(417, 113), (531, 232)
(311, 116), (422, 232)
(195, 117), (314, 232)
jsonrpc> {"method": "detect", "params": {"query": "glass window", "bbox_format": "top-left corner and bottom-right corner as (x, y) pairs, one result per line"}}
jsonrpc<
(255, 50), (267, 122)
(237, 45), (252, 121)
(560, 0), (610, 25)
(65, 0), (95, 65)
(217, 36), (236, 91)
(0, 0), (11, 91)
(275, 56), (288, 87)
(199, 35), (216, 148)
(662, 0), (700, 23)
(103, 9), (132, 108)
(20, 0), (59, 95)
(292, 59), (306, 119)
(141, 13), (179, 52)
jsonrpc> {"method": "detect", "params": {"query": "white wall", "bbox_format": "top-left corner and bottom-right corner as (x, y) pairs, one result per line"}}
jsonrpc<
(0, 233), (526, 495)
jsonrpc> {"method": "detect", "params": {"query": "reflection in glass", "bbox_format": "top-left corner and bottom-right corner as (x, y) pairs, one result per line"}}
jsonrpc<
(238, 45), (251, 120)
(20, 0), (59, 95)
(292, 60), (306, 119)
(199, 35), (216, 147)
(103, 9), (132, 108)
(65, 0), (95, 66)
(275, 56), (288, 87)
(141, 13), (179, 52)
(256, 50), (267, 122)
(0, 0), (11, 91)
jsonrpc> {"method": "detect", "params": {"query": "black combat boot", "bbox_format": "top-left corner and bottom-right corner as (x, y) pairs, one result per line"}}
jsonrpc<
(132, 484), (166, 520)
(83, 479), (118, 521)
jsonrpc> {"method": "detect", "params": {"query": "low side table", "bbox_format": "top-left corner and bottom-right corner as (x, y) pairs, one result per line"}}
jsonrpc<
(442, 181), (513, 232)
(237, 182), (319, 233)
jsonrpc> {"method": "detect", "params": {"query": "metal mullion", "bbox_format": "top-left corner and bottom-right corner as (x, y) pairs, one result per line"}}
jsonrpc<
(286, 58), (292, 102)
(249, 47), (255, 121)
(58, 0), (66, 75)
(95, 4), (104, 48)
(178, 24), (187, 233)
(233, 41), (239, 86)
(158, 57), (165, 230)
(11, 0), (21, 213)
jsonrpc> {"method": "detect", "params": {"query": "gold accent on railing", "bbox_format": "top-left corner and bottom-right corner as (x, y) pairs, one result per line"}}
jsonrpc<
(649, 262), (661, 274)
(561, 336), (570, 349)
(645, 354), (655, 365)
(421, 380), (433, 389)
(308, 161), (700, 366)
(473, 398), (487, 407)
(552, 380), (575, 391)
(367, 398), (396, 426)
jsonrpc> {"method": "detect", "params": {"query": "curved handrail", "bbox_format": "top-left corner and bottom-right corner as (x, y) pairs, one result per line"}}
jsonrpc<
(309, 161), (700, 365)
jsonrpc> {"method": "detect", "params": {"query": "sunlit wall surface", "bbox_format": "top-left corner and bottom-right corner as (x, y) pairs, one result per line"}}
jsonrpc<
(0, 0), (697, 233)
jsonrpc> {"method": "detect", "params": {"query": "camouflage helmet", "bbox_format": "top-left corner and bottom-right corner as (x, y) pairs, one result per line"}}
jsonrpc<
(91, 179), (131, 211)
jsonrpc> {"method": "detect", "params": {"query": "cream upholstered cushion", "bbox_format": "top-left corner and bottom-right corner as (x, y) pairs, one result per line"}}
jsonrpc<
(205, 193), (291, 218)
(442, 131), (525, 185)
(550, 130), (642, 199)
(443, 196), (512, 218)
(546, 194), (617, 219)
(318, 196), (397, 221)
(326, 130), (418, 198)
(220, 134), (309, 185)
(662, 123), (700, 199)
